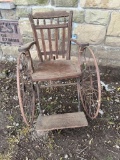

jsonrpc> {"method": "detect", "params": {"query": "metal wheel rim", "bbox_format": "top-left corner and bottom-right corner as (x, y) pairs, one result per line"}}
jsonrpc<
(79, 46), (101, 119)
(17, 53), (35, 126)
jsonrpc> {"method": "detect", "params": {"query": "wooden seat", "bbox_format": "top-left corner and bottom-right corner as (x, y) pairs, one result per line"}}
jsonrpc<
(32, 60), (81, 81)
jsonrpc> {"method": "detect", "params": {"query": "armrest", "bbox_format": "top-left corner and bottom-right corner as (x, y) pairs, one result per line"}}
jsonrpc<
(18, 41), (36, 74)
(18, 41), (36, 52)
(71, 39), (89, 48)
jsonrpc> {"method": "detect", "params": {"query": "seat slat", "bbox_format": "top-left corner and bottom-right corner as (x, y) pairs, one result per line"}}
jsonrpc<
(36, 112), (88, 132)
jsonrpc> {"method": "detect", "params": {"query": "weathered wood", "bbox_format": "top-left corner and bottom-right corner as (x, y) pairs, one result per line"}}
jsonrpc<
(55, 28), (59, 59)
(62, 28), (66, 58)
(18, 41), (36, 52)
(17, 10), (101, 128)
(29, 14), (43, 62)
(40, 29), (47, 59)
(48, 29), (52, 59)
(55, 18), (59, 59)
(33, 11), (70, 19)
(26, 50), (34, 74)
(37, 18), (39, 25)
(41, 50), (67, 56)
(31, 60), (81, 81)
(43, 19), (46, 25)
(29, 10), (73, 61)
(35, 23), (68, 29)
(40, 82), (77, 88)
(67, 11), (73, 60)
(36, 112), (88, 131)
(62, 17), (67, 58)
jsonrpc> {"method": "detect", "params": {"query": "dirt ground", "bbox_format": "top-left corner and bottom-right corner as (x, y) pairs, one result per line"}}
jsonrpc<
(0, 61), (120, 160)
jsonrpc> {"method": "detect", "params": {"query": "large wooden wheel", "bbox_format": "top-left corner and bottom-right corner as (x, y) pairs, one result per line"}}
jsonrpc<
(79, 47), (101, 119)
(17, 53), (35, 126)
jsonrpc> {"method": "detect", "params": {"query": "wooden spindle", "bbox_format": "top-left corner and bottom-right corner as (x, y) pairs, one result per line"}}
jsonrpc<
(48, 29), (52, 59)
(37, 18), (39, 25)
(40, 29), (47, 59)
(55, 18), (59, 59)
(62, 27), (65, 58)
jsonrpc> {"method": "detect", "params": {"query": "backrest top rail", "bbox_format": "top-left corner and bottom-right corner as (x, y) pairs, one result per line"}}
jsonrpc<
(32, 11), (71, 19)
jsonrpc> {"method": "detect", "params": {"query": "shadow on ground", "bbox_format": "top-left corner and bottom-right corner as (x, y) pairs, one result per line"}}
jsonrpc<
(0, 62), (120, 160)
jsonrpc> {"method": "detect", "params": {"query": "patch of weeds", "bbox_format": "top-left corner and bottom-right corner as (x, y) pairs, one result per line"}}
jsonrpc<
(7, 115), (14, 122)
(47, 136), (55, 150)
(36, 158), (44, 160)
(4, 126), (30, 159)
(104, 155), (113, 160)
(46, 104), (53, 111)
(7, 136), (19, 145)
(104, 114), (114, 122)
(57, 130), (62, 134)
(7, 136), (19, 157)
(0, 152), (12, 160)
(18, 126), (30, 137)
(116, 138), (120, 146)
(0, 135), (19, 160)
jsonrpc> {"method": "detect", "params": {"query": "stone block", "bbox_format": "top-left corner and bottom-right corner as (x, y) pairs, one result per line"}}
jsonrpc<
(1, 9), (16, 19)
(13, 0), (29, 5)
(16, 7), (32, 18)
(73, 10), (84, 23)
(14, 0), (48, 6)
(74, 24), (106, 44)
(105, 36), (120, 47)
(80, 0), (120, 9)
(32, 7), (54, 15)
(107, 11), (120, 37)
(54, 9), (84, 23)
(51, 0), (78, 7)
(90, 45), (120, 67)
(1, 45), (19, 57)
(85, 9), (110, 25)
(0, 2), (15, 9)
(71, 44), (79, 56)
(22, 37), (34, 44)
(19, 18), (33, 37)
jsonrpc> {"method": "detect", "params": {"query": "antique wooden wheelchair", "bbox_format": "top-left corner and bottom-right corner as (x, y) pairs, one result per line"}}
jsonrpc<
(17, 11), (101, 132)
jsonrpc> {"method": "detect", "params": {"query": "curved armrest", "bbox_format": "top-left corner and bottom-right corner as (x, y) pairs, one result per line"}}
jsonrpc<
(18, 41), (36, 52)
(18, 41), (36, 74)
(71, 39), (89, 48)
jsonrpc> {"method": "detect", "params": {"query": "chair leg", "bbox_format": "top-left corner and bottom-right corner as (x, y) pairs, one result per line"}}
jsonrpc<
(77, 78), (81, 112)
(36, 82), (42, 115)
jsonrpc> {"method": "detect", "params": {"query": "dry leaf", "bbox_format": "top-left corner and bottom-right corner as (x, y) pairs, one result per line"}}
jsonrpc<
(89, 138), (93, 145)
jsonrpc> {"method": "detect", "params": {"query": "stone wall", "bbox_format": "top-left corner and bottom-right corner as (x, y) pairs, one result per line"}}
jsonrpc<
(0, 0), (120, 66)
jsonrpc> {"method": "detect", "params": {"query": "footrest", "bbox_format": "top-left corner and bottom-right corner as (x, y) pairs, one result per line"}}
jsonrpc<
(36, 112), (88, 132)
